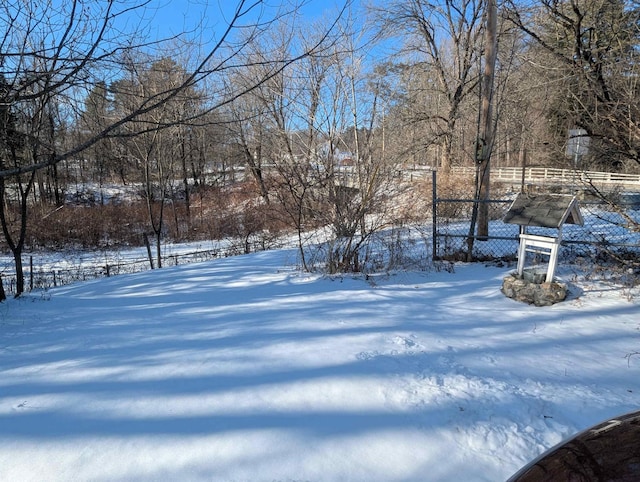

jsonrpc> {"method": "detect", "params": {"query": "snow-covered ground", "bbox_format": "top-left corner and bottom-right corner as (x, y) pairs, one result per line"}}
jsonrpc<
(0, 247), (638, 481)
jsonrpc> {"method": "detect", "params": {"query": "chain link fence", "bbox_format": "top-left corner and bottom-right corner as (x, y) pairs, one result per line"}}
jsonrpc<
(3, 170), (638, 295)
(434, 184), (640, 264)
(0, 236), (287, 296)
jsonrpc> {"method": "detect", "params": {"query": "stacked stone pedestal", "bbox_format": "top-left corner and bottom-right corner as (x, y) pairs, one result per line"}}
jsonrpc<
(502, 273), (567, 307)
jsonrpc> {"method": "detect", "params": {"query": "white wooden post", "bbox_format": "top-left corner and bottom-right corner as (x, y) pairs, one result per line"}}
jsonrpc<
(516, 234), (562, 283)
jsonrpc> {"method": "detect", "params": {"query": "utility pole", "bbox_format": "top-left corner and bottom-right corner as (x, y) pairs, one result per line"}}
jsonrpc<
(476, 0), (498, 239)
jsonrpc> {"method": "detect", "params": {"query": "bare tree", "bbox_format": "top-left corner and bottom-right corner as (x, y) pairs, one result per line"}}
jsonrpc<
(0, 0), (344, 293)
(319, 20), (396, 273)
(501, 0), (640, 269)
(374, 0), (485, 173)
(504, 0), (640, 170)
(233, 7), (397, 273)
(223, 73), (272, 204)
(80, 81), (112, 203)
(0, 43), (70, 295)
(114, 57), (199, 267)
(0, 74), (33, 295)
(220, 14), (337, 267)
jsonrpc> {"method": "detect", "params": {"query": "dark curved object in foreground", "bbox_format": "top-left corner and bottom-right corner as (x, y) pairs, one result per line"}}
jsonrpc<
(508, 410), (640, 482)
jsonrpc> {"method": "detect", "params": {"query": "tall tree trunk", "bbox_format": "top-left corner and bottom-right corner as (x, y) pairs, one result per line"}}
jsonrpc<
(180, 134), (191, 224)
(143, 232), (154, 269)
(0, 172), (36, 296)
(245, 144), (270, 204)
(13, 251), (25, 296)
(155, 228), (162, 269)
(0, 275), (6, 302)
(475, 0), (498, 240)
(441, 132), (453, 173)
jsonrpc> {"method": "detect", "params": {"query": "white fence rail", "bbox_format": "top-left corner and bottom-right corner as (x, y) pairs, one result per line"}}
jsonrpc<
(448, 166), (640, 189)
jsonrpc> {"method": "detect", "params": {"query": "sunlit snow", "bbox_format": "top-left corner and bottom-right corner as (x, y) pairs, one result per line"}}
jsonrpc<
(1, 248), (638, 481)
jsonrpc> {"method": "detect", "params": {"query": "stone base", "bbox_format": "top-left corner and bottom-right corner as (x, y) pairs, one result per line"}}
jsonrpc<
(502, 273), (567, 306)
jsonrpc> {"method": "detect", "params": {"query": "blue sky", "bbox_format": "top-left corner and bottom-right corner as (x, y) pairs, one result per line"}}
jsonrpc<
(137, 0), (354, 43)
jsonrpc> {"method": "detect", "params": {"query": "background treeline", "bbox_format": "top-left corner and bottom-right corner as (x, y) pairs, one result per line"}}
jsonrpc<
(1, 0), (639, 295)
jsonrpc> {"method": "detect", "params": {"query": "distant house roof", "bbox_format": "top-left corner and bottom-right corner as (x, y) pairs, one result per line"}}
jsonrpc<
(503, 193), (584, 228)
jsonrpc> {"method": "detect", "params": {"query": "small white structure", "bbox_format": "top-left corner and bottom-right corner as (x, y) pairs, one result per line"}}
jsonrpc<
(504, 194), (584, 283)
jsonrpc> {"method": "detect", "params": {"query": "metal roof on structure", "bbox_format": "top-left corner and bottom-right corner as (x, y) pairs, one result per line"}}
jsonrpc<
(503, 193), (584, 228)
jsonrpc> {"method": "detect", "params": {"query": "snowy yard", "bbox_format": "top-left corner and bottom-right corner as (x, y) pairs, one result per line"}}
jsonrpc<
(1, 248), (639, 481)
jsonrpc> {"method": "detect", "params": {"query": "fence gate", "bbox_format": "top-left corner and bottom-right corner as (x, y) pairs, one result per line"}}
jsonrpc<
(431, 169), (518, 261)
